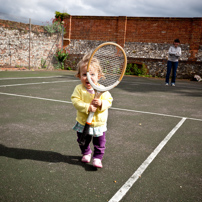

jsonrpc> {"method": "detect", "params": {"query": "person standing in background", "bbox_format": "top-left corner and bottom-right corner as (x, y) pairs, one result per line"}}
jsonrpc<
(165, 39), (181, 86)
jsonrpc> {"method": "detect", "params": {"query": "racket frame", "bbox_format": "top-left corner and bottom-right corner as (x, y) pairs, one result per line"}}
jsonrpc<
(86, 42), (127, 92)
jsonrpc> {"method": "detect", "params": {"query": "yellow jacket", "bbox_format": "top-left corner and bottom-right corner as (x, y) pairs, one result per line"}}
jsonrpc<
(71, 84), (113, 127)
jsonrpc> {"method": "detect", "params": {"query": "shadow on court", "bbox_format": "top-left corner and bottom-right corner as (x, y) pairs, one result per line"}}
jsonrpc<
(0, 144), (97, 172)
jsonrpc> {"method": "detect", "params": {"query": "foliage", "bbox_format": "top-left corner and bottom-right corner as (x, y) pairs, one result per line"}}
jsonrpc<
(141, 63), (148, 75)
(44, 18), (64, 34)
(55, 11), (70, 21)
(125, 63), (148, 76)
(125, 63), (133, 75)
(44, 11), (69, 34)
(54, 49), (69, 70)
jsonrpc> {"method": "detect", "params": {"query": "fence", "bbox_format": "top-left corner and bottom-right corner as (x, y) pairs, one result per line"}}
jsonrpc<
(0, 12), (62, 69)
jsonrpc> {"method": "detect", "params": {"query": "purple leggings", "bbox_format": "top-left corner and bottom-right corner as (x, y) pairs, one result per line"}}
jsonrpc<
(77, 132), (106, 160)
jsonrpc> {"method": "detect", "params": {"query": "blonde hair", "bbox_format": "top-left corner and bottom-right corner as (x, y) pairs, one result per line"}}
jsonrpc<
(76, 52), (103, 78)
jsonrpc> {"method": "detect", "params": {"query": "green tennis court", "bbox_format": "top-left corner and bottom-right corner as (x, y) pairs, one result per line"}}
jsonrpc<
(0, 70), (201, 202)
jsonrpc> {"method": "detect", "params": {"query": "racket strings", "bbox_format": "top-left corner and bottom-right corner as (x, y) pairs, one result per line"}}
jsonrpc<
(94, 45), (125, 87)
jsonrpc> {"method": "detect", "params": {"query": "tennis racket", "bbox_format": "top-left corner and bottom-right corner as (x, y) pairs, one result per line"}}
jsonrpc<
(78, 42), (127, 146)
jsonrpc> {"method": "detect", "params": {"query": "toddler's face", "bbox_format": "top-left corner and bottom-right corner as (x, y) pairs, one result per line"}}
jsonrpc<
(79, 66), (99, 89)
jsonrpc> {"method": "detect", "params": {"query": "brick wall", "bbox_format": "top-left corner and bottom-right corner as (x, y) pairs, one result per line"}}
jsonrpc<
(64, 16), (202, 61)
(126, 17), (192, 43)
(63, 15), (202, 78)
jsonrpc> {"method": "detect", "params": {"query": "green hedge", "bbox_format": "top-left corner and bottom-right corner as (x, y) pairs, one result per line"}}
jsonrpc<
(125, 63), (148, 76)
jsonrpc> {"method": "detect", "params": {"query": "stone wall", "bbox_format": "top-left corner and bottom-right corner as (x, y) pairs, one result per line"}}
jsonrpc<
(0, 20), (62, 69)
(65, 39), (202, 78)
(196, 46), (202, 62)
(124, 42), (190, 61)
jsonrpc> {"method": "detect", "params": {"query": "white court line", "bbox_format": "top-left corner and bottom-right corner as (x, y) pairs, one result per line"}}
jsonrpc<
(0, 92), (72, 104)
(111, 107), (183, 119)
(108, 117), (187, 202)
(0, 80), (78, 87)
(122, 81), (202, 89)
(0, 76), (64, 80)
(111, 107), (202, 122)
(0, 92), (201, 122)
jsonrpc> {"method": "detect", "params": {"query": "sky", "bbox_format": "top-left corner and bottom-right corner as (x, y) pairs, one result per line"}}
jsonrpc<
(0, 0), (202, 24)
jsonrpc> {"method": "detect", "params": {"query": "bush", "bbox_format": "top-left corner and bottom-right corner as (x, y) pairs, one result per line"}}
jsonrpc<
(54, 49), (69, 70)
(141, 63), (148, 75)
(55, 11), (70, 21)
(125, 63), (148, 76)
(125, 63), (133, 75)
(44, 20), (62, 34)
(44, 12), (69, 34)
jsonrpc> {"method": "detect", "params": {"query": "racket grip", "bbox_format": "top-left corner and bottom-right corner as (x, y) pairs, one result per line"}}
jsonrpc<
(78, 112), (95, 146)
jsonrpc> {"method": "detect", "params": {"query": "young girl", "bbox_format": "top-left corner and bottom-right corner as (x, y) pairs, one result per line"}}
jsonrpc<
(71, 53), (113, 168)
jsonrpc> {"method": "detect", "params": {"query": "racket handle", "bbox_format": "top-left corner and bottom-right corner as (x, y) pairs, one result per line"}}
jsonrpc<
(78, 112), (95, 146)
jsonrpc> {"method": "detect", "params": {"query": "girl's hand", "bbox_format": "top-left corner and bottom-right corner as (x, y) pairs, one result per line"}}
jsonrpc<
(88, 104), (97, 112)
(91, 98), (102, 107)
